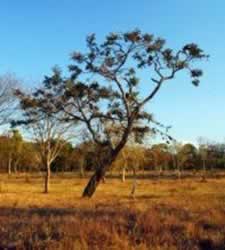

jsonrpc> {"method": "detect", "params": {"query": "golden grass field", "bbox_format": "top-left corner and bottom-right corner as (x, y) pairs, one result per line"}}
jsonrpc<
(0, 173), (225, 249)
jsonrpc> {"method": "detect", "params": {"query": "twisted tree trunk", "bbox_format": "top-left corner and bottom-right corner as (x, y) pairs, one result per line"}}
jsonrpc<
(83, 122), (132, 198)
(82, 156), (114, 197)
(82, 167), (105, 197)
(82, 143), (126, 198)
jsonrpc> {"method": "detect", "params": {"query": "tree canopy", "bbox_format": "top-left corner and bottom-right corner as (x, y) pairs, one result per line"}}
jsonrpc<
(13, 30), (208, 197)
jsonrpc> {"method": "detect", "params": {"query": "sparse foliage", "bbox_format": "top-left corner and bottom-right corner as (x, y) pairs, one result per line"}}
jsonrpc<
(26, 30), (207, 197)
(0, 74), (19, 126)
(13, 81), (74, 193)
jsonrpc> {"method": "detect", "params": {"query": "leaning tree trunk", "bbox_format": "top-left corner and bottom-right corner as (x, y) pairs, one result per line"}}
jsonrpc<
(44, 162), (51, 193)
(82, 124), (132, 198)
(82, 149), (117, 198)
(82, 165), (107, 197)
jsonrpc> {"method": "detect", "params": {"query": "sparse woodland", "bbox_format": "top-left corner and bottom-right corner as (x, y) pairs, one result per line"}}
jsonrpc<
(0, 30), (225, 249)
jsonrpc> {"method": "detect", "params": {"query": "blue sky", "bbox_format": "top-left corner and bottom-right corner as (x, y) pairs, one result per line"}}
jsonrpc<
(0, 0), (224, 144)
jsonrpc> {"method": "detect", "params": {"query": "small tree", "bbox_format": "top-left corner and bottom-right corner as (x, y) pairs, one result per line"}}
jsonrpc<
(0, 130), (23, 175)
(31, 30), (207, 197)
(169, 141), (183, 178)
(14, 75), (74, 193)
(151, 143), (170, 176)
(10, 129), (23, 173)
(197, 137), (209, 180)
(178, 143), (198, 174)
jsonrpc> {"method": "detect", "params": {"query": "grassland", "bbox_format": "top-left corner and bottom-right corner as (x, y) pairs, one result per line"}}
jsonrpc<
(0, 172), (225, 249)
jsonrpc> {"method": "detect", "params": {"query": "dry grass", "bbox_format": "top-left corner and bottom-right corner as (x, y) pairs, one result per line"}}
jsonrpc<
(0, 173), (225, 249)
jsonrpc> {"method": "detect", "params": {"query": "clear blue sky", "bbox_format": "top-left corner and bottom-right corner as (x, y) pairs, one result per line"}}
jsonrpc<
(0, 0), (224, 144)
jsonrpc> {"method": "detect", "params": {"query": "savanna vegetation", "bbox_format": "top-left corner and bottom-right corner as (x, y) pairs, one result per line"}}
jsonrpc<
(0, 174), (225, 249)
(0, 30), (225, 249)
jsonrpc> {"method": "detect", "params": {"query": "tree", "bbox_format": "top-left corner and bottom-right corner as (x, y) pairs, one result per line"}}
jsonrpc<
(10, 129), (23, 173)
(197, 137), (210, 180)
(0, 74), (18, 126)
(0, 134), (11, 173)
(169, 141), (183, 178)
(206, 142), (225, 170)
(116, 145), (146, 182)
(0, 130), (23, 175)
(73, 147), (86, 177)
(178, 143), (198, 171)
(26, 30), (207, 197)
(14, 77), (74, 193)
(52, 141), (74, 172)
(151, 143), (170, 175)
(19, 141), (40, 172)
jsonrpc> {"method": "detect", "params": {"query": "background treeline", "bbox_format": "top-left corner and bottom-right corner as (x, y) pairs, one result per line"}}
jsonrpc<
(1, 129), (225, 175)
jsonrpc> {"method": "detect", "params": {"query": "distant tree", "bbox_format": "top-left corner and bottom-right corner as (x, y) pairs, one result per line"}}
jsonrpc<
(178, 143), (198, 171)
(151, 143), (170, 175)
(71, 140), (97, 175)
(0, 134), (10, 173)
(143, 147), (156, 171)
(0, 130), (23, 174)
(207, 142), (225, 170)
(169, 141), (183, 178)
(52, 141), (73, 172)
(20, 141), (40, 172)
(197, 137), (210, 180)
(9, 129), (23, 174)
(73, 147), (86, 177)
(27, 30), (207, 197)
(119, 146), (146, 182)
